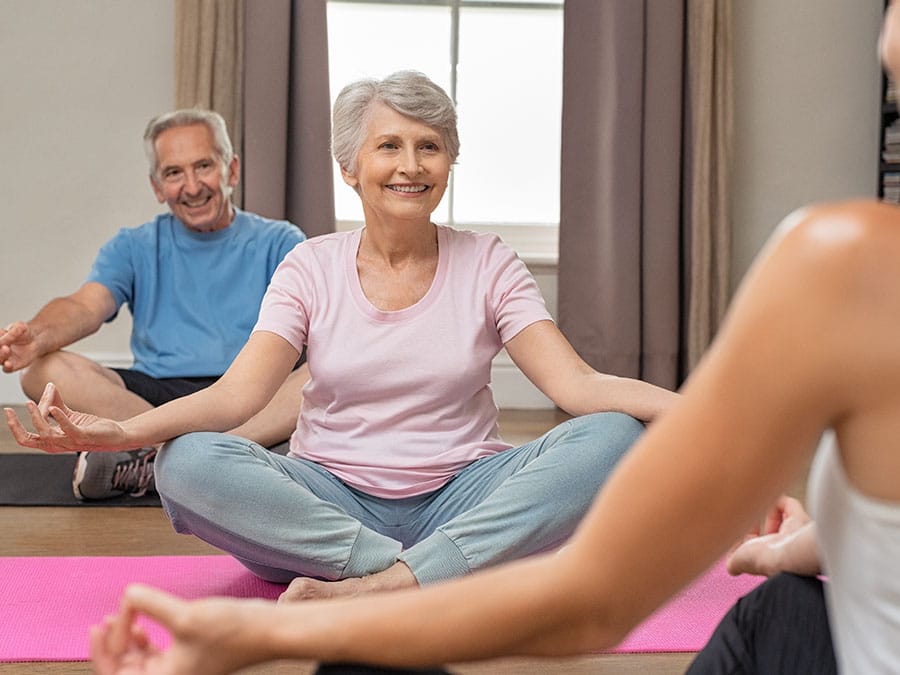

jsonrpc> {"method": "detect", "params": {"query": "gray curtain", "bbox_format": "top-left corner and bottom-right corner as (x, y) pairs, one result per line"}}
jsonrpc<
(174, 0), (245, 206)
(242, 0), (335, 237)
(558, 0), (733, 389)
(685, 0), (734, 371)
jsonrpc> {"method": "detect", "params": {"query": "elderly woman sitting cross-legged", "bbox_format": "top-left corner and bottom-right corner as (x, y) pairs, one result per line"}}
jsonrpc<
(6, 71), (675, 604)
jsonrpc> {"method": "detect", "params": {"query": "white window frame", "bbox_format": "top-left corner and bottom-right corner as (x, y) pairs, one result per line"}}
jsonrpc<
(329, 0), (563, 266)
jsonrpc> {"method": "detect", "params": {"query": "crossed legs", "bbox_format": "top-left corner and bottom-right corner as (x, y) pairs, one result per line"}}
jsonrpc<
(687, 573), (837, 674)
(154, 412), (645, 601)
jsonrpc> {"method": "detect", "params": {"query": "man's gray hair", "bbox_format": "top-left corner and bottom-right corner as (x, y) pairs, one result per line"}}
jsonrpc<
(332, 70), (460, 176)
(143, 108), (234, 177)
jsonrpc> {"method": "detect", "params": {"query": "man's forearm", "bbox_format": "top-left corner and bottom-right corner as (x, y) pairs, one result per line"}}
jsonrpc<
(27, 296), (107, 355)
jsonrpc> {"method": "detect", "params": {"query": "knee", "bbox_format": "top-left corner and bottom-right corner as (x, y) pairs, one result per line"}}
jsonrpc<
(580, 411), (645, 449)
(730, 573), (823, 631)
(18, 353), (59, 400)
(155, 432), (263, 501)
(752, 572), (824, 613)
(19, 351), (108, 401)
(557, 412), (644, 478)
(155, 432), (220, 496)
(727, 573), (830, 654)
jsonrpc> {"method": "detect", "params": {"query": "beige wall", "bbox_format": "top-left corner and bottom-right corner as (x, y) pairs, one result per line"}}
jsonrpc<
(731, 1), (883, 288)
(0, 0), (174, 402)
(0, 1), (886, 404)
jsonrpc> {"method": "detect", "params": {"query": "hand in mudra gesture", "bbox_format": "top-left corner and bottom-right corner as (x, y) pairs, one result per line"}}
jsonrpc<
(3, 382), (129, 453)
(725, 495), (817, 577)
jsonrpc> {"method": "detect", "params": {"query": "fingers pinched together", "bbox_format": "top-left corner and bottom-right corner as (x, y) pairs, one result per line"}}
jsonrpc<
(3, 382), (128, 453)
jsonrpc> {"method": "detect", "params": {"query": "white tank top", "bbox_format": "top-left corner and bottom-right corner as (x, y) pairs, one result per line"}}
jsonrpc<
(808, 432), (900, 673)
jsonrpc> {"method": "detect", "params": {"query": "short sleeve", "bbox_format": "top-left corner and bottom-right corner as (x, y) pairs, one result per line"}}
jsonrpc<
(481, 235), (552, 344)
(253, 244), (313, 354)
(85, 229), (134, 318)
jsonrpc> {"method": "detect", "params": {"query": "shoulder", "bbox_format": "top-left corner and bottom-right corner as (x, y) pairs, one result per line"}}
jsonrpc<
(442, 225), (504, 248)
(279, 230), (357, 268)
(118, 213), (173, 237)
(441, 226), (518, 265)
(99, 213), (172, 250)
(295, 229), (355, 252)
(766, 200), (900, 299)
(236, 209), (307, 243)
(719, 199), (900, 414)
(733, 200), (900, 320)
(780, 200), (900, 258)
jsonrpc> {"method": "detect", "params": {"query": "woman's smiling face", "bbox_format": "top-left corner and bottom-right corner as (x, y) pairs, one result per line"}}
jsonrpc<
(342, 103), (451, 226)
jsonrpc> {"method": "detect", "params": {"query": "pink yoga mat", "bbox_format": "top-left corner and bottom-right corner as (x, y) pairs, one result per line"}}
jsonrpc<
(0, 556), (763, 662)
(616, 560), (764, 652)
(0, 556), (284, 662)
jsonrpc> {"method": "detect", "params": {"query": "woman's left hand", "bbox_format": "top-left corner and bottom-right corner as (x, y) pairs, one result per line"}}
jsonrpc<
(91, 584), (279, 675)
(725, 495), (819, 577)
(90, 611), (164, 675)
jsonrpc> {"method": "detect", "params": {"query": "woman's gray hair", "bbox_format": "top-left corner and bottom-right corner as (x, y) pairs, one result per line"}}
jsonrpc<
(143, 109), (234, 178)
(332, 70), (459, 175)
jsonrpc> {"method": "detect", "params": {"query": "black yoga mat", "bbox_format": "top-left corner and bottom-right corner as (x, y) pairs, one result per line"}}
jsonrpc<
(0, 453), (161, 506)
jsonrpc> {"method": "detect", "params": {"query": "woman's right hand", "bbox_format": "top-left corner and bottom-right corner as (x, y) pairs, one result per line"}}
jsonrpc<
(3, 382), (130, 453)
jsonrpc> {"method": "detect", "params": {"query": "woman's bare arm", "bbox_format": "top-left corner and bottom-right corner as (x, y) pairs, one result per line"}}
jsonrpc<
(5, 331), (300, 452)
(505, 320), (678, 422)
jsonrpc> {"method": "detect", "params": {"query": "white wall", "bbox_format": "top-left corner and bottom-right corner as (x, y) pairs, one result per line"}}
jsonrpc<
(731, 1), (883, 287)
(0, 0), (174, 402)
(0, 1), (886, 406)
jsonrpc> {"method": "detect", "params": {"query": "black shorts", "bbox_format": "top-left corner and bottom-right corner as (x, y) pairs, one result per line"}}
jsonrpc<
(113, 370), (219, 407)
(113, 350), (306, 408)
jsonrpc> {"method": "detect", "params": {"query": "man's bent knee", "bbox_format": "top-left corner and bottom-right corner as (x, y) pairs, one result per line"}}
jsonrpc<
(18, 352), (62, 400)
(19, 351), (120, 401)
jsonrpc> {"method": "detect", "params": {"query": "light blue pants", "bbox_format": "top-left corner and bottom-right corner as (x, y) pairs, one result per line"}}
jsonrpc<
(155, 412), (643, 585)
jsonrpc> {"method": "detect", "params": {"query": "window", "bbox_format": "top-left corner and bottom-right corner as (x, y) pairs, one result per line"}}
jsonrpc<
(327, 0), (564, 262)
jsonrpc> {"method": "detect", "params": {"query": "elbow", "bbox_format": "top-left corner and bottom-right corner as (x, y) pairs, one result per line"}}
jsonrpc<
(532, 601), (635, 657)
(563, 600), (636, 655)
(546, 554), (639, 655)
(199, 381), (261, 430)
(585, 615), (635, 653)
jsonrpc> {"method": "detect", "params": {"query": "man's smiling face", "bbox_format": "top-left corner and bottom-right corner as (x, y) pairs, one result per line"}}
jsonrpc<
(150, 123), (238, 233)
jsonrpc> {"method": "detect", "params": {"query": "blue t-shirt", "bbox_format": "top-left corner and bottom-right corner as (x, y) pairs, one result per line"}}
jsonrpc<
(87, 209), (306, 378)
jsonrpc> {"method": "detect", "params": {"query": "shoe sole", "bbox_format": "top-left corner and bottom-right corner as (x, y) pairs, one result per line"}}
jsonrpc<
(71, 452), (88, 501)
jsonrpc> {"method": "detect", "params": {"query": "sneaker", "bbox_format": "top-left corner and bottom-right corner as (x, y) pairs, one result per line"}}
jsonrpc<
(72, 449), (157, 501)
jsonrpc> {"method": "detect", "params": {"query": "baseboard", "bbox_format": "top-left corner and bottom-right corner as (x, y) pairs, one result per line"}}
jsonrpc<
(0, 352), (555, 410)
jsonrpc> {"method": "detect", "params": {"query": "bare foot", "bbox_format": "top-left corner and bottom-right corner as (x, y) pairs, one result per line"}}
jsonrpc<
(278, 561), (418, 603)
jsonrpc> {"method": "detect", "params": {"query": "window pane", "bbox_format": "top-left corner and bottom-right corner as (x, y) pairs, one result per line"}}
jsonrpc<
(326, 1), (563, 230)
(453, 6), (562, 224)
(464, 1), (562, 5)
(327, 2), (452, 223)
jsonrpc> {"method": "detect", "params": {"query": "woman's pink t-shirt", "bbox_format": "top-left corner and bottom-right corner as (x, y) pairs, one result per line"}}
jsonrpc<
(253, 225), (552, 498)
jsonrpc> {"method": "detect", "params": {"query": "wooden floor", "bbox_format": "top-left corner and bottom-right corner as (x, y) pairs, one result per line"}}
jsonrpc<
(0, 406), (694, 675)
